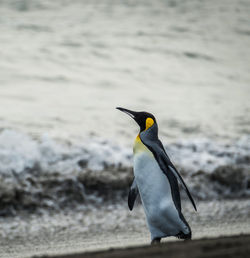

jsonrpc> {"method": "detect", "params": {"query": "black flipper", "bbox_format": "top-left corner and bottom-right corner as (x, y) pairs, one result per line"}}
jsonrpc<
(140, 124), (197, 212)
(128, 177), (139, 211)
(168, 164), (197, 211)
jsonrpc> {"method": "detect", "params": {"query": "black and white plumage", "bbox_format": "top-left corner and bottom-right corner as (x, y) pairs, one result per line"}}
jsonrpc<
(117, 107), (197, 244)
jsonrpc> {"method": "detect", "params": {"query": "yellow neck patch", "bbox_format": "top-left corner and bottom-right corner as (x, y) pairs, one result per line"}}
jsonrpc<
(135, 134), (141, 142)
(133, 134), (153, 156)
(145, 117), (154, 130)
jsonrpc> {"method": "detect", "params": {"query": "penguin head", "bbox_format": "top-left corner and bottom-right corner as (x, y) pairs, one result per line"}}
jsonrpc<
(116, 107), (157, 132)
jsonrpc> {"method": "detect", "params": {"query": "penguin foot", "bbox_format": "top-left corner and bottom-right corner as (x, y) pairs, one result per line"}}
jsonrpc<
(151, 238), (161, 245)
(176, 231), (192, 240)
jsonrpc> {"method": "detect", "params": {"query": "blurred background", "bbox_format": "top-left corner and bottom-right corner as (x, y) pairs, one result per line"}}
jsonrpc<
(0, 0), (249, 257)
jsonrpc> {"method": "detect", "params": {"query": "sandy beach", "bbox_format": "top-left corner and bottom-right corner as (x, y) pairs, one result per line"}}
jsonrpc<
(38, 234), (250, 258)
(1, 199), (250, 258)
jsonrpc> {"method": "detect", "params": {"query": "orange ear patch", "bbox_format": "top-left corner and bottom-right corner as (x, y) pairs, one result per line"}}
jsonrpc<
(145, 117), (154, 130)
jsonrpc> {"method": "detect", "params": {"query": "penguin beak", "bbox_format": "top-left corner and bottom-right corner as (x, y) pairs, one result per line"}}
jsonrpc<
(116, 107), (138, 119)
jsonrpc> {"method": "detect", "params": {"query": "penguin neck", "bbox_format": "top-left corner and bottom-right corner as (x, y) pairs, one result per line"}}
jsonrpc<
(140, 123), (159, 141)
(133, 124), (158, 155)
(133, 134), (151, 155)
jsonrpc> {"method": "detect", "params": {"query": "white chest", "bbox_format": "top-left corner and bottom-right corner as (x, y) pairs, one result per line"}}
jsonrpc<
(133, 151), (172, 201)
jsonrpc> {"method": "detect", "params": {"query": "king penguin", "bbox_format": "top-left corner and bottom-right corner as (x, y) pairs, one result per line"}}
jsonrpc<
(116, 107), (197, 244)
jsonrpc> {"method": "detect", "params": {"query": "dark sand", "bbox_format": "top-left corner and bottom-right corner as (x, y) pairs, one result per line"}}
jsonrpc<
(36, 234), (250, 258)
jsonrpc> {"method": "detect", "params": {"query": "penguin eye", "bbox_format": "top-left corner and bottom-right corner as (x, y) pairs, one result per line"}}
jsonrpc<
(145, 117), (154, 130)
